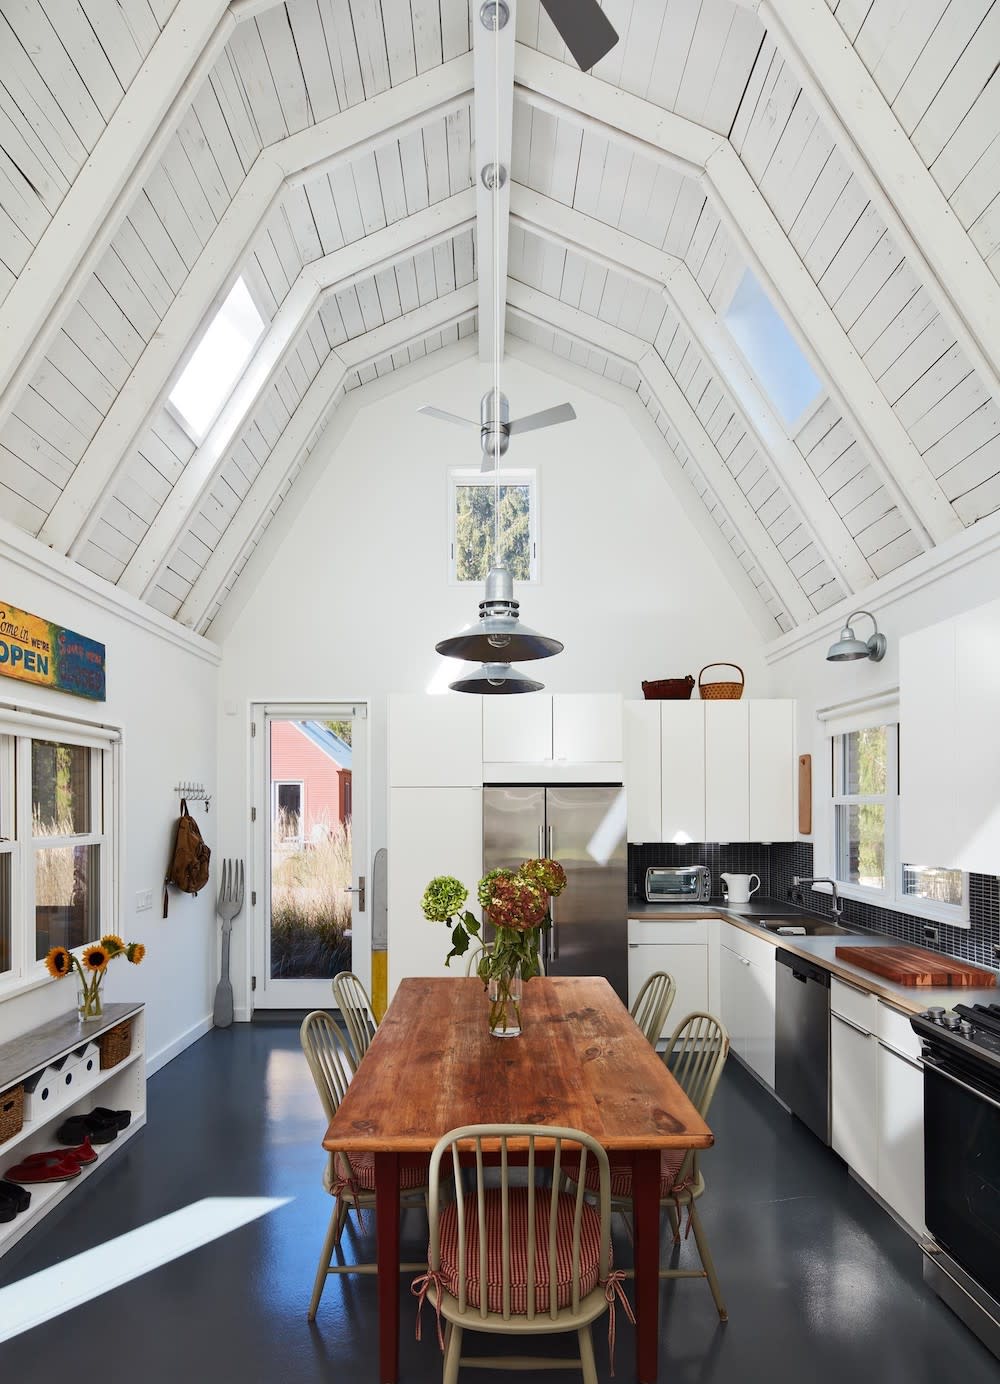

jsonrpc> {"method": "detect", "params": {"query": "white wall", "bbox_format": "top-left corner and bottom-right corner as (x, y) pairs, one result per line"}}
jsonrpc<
(215, 347), (772, 1016)
(0, 527), (219, 1069)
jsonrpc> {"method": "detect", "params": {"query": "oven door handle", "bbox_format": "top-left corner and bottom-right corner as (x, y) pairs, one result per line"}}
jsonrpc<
(924, 1057), (1000, 1114)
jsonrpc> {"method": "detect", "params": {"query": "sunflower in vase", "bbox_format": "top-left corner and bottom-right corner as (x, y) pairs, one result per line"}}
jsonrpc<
(45, 935), (146, 1021)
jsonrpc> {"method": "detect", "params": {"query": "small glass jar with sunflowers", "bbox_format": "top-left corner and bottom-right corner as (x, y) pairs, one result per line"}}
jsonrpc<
(45, 936), (146, 1021)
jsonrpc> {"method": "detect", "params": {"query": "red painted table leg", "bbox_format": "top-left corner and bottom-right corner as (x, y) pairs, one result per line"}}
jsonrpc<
(632, 1148), (661, 1383)
(375, 1151), (400, 1384)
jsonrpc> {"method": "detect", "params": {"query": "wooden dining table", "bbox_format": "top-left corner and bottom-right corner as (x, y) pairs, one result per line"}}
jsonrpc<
(322, 975), (713, 1384)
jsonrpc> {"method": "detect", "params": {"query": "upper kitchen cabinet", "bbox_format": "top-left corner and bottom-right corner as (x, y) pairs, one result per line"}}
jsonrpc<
(387, 694), (483, 787)
(900, 596), (1000, 874)
(624, 699), (797, 844)
(483, 694), (623, 766)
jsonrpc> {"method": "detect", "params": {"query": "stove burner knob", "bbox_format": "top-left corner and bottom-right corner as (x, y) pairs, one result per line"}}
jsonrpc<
(942, 1013), (961, 1030)
(926, 1007), (946, 1024)
(959, 1020), (975, 1039)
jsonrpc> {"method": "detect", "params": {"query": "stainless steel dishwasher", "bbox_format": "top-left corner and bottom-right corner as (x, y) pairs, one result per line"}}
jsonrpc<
(774, 949), (831, 1144)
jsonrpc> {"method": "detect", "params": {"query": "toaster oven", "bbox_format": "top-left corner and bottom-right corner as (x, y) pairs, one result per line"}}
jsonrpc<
(645, 865), (712, 903)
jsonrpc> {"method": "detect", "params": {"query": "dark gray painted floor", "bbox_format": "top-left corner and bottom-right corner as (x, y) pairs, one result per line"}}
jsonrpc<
(1, 1023), (997, 1383)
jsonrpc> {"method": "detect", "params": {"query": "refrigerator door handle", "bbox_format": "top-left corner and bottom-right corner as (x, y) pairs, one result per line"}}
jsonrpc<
(547, 824), (558, 959)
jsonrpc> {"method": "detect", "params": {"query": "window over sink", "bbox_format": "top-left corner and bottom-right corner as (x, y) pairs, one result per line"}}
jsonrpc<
(827, 719), (968, 927)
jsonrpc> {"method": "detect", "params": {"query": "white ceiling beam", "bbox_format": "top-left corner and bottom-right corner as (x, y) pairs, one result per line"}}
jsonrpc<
(473, 0), (516, 362)
(742, 0), (1000, 413)
(177, 287), (478, 630)
(506, 281), (814, 624)
(36, 56), (474, 559)
(511, 59), (961, 551)
(118, 192), (476, 598)
(510, 184), (872, 595)
(0, 0), (249, 433)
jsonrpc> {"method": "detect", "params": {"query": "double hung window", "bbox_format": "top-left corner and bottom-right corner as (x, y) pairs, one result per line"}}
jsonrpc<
(0, 710), (119, 994)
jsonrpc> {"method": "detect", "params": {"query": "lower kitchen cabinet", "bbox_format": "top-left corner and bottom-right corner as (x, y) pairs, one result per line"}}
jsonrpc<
(831, 1006), (879, 1190)
(719, 928), (775, 1087)
(876, 1042), (925, 1235)
(627, 920), (713, 1040)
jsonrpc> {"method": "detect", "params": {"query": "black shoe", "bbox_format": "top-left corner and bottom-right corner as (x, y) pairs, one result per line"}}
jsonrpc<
(90, 1107), (131, 1131)
(56, 1114), (118, 1146)
(0, 1179), (31, 1214)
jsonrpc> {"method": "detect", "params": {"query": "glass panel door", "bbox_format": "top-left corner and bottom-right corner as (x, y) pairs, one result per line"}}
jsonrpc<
(252, 705), (367, 1010)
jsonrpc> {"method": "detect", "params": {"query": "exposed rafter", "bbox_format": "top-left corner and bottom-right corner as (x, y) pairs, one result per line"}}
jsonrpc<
(36, 56), (475, 560)
(473, 0), (516, 362)
(510, 183), (873, 595)
(506, 280), (816, 624)
(177, 286), (478, 630)
(513, 46), (963, 550)
(118, 194), (476, 599)
(0, 0), (273, 434)
(738, 0), (1000, 413)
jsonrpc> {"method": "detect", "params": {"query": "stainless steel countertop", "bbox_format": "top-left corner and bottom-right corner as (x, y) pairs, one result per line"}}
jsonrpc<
(627, 896), (999, 1015)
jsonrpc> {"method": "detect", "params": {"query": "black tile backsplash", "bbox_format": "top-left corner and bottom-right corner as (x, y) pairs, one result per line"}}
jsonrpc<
(629, 842), (1000, 969)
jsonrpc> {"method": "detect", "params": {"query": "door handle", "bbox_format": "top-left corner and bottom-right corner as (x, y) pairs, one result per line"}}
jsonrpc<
(343, 876), (366, 912)
(546, 824), (557, 959)
(832, 1011), (874, 1039)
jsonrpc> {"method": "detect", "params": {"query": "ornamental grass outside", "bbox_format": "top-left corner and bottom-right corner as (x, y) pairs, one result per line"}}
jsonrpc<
(421, 858), (567, 1038)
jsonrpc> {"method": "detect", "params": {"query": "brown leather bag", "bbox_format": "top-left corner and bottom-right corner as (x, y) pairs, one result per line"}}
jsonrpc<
(163, 800), (211, 916)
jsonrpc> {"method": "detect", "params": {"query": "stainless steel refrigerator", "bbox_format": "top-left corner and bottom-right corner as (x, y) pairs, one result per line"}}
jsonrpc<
(483, 786), (627, 1003)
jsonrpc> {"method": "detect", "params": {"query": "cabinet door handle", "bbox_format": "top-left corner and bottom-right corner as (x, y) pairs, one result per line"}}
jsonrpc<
(834, 976), (873, 998)
(741, 956), (751, 967)
(878, 1042), (922, 1072)
(832, 1011), (874, 1039)
(628, 942), (640, 949)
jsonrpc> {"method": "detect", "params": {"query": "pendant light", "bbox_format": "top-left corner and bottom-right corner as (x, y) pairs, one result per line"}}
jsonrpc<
(437, 1), (563, 695)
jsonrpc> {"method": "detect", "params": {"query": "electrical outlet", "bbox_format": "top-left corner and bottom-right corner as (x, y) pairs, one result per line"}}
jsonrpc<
(136, 889), (153, 912)
(923, 925), (939, 944)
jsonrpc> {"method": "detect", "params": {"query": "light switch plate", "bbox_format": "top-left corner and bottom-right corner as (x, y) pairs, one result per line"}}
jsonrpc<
(136, 889), (153, 912)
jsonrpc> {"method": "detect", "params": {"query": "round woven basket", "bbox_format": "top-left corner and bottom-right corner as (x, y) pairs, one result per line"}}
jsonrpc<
(641, 676), (695, 701)
(698, 663), (745, 700)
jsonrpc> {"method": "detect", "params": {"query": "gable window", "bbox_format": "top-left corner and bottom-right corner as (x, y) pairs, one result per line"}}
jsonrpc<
(0, 710), (120, 995)
(167, 277), (266, 443)
(723, 269), (822, 431)
(827, 719), (967, 926)
(449, 469), (538, 583)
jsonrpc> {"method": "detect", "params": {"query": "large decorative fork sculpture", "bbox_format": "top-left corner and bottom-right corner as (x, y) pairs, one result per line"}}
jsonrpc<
(214, 858), (245, 1028)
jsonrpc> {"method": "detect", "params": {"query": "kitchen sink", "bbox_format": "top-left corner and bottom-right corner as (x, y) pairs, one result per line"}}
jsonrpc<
(757, 917), (853, 936)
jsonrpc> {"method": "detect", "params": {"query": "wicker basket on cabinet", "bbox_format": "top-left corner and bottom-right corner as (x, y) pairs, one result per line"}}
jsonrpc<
(698, 664), (745, 700)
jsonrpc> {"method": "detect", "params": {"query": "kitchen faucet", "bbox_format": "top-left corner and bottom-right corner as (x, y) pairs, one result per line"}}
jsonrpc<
(792, 875), (842, 921)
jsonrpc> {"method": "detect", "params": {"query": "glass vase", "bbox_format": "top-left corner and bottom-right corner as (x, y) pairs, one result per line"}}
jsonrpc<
(487, 964), (523, 1039)
(78, 981), (104, 1022)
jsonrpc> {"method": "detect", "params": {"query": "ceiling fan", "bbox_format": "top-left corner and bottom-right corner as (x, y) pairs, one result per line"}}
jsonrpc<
(418, 390), (576, 470)
(536, 0), (619, 71)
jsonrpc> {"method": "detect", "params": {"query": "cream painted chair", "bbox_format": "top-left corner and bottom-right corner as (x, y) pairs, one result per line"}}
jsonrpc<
(299, 1010), (427, 1321)
(629, 970), (677, 1049)
(464, 943), (545, 977)
(416, 1125), (628, 1384)
(567, 1011), (731, 1321)
(331, 970), (377, 1070)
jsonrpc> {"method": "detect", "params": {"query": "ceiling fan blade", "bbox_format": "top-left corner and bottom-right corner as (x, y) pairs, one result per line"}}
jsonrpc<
(537, 0), (619, 71)
(417, 405), (477, 427)
(507, 403), (577, 436)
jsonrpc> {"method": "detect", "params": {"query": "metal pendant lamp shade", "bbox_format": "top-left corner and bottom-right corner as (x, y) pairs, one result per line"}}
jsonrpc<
(448, 662), (545, 694)
(436, 567), (564, 664)
(826, 609), (887, 663)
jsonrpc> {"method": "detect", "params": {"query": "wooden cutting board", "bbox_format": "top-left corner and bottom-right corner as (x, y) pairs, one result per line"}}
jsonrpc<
(835, 945), (997, 987)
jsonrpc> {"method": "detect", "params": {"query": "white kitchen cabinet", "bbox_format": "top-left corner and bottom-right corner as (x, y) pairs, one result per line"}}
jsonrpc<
(387, 787), (483, 996)
(387, 694), (483, 787)
(749, 700), (796, 841)
(830, 979), (879, 1190)
(623, 702), (661, 842)
(483, 695), (552, 763)
(627, 919), (713, 1039)
(705, 702), (749, 841)
(719, 926), (775, 1086)
(552, 694), (623, 762)
(661, 702), (706, 842)
(876, 1041), (925, 1235)
(900, 595), (1000, 874)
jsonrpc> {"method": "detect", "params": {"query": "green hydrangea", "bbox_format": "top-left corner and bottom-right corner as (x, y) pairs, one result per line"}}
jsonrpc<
(478, 868), (514, 910)
(421, 875), (468, 922)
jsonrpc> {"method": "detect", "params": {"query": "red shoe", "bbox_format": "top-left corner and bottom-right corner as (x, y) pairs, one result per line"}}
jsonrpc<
(20, 1137), (97, 1168)
(5, 1157), (81, 1183)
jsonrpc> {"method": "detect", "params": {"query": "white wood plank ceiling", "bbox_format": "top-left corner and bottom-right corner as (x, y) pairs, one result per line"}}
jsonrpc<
(2, 0), (1000, 638)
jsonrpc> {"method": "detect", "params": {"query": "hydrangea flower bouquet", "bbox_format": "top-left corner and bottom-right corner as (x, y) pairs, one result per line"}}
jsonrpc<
(421, 858), (567, 1036)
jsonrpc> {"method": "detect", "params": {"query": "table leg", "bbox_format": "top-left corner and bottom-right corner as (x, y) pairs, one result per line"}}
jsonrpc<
(632, 1149), (661, 1383)
(374, 1152), (400, 1384)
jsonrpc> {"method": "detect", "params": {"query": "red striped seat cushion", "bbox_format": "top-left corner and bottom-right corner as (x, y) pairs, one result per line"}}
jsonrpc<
(333, 1151), (431, 1193)
(435, 1189), (602, 1315)
(567, 1150), (687, 1200)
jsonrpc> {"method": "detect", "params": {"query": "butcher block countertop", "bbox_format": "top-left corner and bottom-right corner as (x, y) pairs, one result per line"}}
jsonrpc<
(628, 896), (1000, 1015)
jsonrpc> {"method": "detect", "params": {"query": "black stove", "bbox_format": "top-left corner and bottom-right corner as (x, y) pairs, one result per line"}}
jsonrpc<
(911, 1000), (1000, 1072)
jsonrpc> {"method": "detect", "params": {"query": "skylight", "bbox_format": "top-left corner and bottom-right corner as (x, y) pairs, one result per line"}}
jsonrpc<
(723, 270), (822, 430)
(168, 277), (266, 442)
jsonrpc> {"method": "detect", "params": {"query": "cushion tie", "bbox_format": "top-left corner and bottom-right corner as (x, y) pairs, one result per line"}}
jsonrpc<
(331, 1154), (368, 1231)
(667, 1174), (696, 1243)
(411, 1269), (447, 1351)
(602, 1269), (635, 1377)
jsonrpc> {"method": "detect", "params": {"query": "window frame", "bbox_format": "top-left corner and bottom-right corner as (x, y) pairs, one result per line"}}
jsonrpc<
(721, 268), (824, 436)
(816, 711), (969, 928)
(271, 780), (305, 847)
(0, 707), (121, 1001)
(448, 466), (539, 586)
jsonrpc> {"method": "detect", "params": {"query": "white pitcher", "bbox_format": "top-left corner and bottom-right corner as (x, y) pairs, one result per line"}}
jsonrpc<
(721, 872), (760, 904)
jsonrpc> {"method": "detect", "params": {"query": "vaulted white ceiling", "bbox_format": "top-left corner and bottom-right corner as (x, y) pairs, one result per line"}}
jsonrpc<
(2, 0), (1000, 639)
